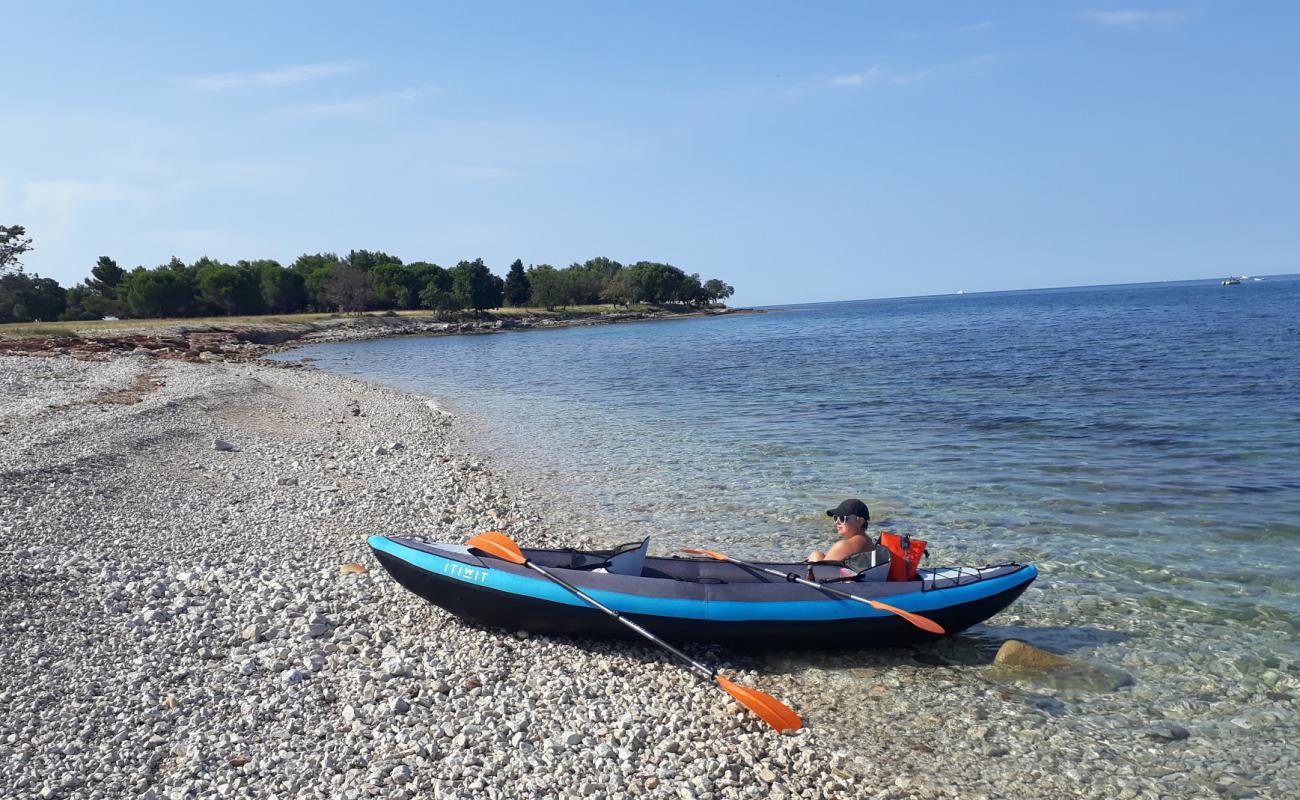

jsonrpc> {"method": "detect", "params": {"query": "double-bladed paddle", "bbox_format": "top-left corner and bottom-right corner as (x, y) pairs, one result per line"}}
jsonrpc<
(465, 531), (802, 733)
(680, 547), (946, 635)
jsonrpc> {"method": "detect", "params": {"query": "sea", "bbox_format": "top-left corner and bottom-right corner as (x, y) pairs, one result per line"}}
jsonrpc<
(277, 276), (1299, 759)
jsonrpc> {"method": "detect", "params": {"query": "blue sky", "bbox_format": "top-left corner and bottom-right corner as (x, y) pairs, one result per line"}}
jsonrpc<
(3, 2), (1297, 306)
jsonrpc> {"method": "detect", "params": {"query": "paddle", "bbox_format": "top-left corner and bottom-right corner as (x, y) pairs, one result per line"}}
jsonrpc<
(466, 531), (802, 732)
(681, 547), (946, 635)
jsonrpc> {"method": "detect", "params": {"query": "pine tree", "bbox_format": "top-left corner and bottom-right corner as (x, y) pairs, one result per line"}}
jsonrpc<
(503, 259), (530, 306)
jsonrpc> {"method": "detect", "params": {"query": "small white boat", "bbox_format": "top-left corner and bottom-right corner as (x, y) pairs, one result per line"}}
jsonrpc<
(1222, 277), (1241, 286)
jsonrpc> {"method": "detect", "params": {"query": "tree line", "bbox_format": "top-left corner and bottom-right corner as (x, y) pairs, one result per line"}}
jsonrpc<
(0, 227), (735, 324)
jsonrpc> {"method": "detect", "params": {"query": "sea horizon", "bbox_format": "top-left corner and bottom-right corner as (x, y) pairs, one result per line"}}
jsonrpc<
(761, 271), (1300, 308)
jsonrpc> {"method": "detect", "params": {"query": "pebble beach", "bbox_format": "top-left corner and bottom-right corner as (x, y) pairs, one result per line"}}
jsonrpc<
(1, 352), (1294, 799)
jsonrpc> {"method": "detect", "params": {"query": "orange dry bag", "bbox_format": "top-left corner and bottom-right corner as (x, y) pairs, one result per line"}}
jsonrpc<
(879, 532), (927, 582)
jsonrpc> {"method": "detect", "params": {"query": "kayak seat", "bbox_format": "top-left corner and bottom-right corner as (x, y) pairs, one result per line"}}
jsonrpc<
(605, 538), (649, 577)
(562, 538), (650, 577)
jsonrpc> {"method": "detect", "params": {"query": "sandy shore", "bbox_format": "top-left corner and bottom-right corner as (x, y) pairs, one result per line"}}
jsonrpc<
(1, 353), (1274, 799)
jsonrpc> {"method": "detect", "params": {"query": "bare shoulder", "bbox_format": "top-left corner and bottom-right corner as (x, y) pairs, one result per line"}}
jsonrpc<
(826, 535), (870, 561)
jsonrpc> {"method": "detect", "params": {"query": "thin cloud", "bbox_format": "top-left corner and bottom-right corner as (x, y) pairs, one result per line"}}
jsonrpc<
(1077, 9), (1193, 28)
(829, 64), (933, 88)
(181, 62), (359, 92)
(801, 54), (1000, 98)
(272, 88), (430, 119)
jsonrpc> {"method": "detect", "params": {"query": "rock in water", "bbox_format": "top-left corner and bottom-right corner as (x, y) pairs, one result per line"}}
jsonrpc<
(994, 640), (1070, 670)
(991, 639), (1134, 693)
(1147, 721), (1191, 741)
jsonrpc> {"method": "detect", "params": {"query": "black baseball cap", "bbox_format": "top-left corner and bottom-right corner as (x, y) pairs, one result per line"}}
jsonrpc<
(826, 499), (870, 522)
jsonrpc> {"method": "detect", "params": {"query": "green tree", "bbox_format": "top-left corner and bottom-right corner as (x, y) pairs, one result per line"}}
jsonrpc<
(601, 270), (638, 307)
(161, 256), (191, 273)
(346, 250), (402, 272)
(449, 259), (503, 313)
(0, 272), (65, 323)
(60, 256), (127, 319)
(411, 262), (457, 310)
(371, 263), (420, 309)
(703, 278), (734, 305)
(292, 253), (344, 311)
(291, 252), (343, 275)
(560, 264), (603, 305)
(526, 265), (565, 310)
(123, 267), (196, 318)
(88, 256), (125, 295)
(196, 259), (263, 315)
(0, 225), (33, 275)
(303, 268), (334, 311)
(580, 256), (624, 281)
(503, 259), (530, 306)
(626, 261), (691, 303)
(676, 272), (705, 305)
(256, 262), (306, 313)
(61, 284), (116, 320)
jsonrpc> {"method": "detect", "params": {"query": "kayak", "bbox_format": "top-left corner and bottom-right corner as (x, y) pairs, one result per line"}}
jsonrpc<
(368, 535), (1036, 648)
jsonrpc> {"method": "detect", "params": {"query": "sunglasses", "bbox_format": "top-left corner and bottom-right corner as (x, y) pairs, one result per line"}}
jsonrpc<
(834, 515), (858, 524)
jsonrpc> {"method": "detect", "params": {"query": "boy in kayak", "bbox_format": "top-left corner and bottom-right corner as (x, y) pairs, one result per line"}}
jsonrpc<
(808, 498), (872, 563)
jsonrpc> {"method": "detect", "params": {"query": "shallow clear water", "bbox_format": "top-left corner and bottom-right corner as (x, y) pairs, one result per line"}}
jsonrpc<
(281, 277), (1300, 664)
(280, 279), (1300, 789)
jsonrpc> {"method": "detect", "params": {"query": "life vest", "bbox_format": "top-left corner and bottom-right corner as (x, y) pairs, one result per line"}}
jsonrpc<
(879, 532), (927, 582)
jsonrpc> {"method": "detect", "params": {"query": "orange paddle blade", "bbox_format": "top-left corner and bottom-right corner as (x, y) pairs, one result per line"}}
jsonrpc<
(716, 674), (802, 732)
(466, 531), (527, 564)
(867, 599), (945, 634)
(680, 547), (727, 561)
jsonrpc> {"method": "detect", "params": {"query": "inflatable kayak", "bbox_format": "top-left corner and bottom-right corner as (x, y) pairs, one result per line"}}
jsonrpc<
(368, 535), (1036, 648)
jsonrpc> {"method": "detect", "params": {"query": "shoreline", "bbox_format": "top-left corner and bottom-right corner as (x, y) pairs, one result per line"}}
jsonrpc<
(0, 353), (852, 800)
(0, 306), (758, 363)
(1, 352), (1276, 799)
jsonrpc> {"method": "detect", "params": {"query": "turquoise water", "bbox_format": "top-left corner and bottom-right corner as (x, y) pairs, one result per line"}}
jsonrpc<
(281, 277), (1300, 657)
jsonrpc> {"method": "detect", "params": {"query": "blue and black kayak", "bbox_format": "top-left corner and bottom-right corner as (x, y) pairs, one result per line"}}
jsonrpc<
(368, 535), (1037, 648)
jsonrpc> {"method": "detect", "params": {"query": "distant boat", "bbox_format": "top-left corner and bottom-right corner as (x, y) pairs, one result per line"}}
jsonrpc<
(1222, 277), (1241, 286)
(1254, 277), (1264, 282)
(956, 290), (965, 295)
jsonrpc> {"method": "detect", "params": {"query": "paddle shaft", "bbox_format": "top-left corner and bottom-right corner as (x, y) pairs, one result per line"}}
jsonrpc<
(711, 554), (916, 615)
(520, 560), (715, 681)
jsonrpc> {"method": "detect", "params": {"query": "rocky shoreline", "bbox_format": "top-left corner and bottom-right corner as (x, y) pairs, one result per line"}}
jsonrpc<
(0, 308), (745, 363)
(2, 352), (1290, 799)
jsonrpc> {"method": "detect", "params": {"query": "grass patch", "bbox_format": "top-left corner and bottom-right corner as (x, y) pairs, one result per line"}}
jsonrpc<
(4, 325), (82, 338)
(0, 312), (350, 339)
